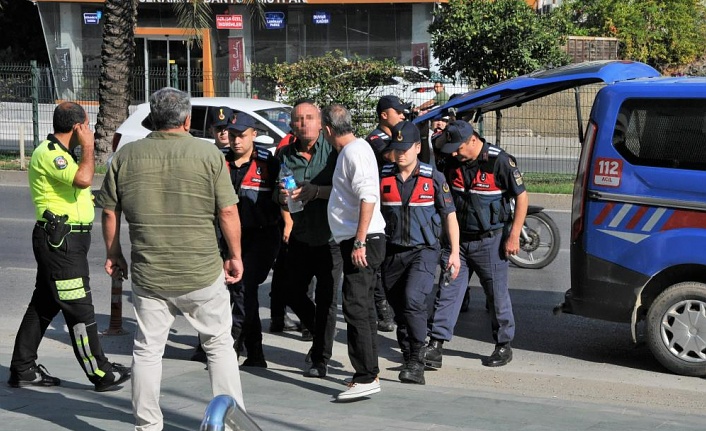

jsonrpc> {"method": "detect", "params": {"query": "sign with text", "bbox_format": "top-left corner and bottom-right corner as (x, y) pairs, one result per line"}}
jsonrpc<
(264, 12), (285, 30)
(229, 37), (245, 83)
(313, 11), (330, 25)
(411, 42), (429, 69)
(216, 14), (243, 30)
(83, 12), (100, 25)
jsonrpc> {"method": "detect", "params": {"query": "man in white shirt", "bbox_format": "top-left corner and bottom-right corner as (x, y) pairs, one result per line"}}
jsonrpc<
(323, 104), (386, 401)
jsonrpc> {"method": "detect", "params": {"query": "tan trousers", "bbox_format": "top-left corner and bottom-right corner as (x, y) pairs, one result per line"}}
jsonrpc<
(131, 271), (244, 431)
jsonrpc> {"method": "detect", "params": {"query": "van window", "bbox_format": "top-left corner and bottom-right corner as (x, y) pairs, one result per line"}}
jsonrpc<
(614, 99), (706, 170)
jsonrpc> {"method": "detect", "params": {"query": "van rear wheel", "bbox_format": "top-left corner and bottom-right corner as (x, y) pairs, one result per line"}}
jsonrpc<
(646, 282), (706, 376)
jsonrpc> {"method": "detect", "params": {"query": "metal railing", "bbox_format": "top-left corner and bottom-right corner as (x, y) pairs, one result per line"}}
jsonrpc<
(200, 395), (262, 431)
(0, 61), (600, 174)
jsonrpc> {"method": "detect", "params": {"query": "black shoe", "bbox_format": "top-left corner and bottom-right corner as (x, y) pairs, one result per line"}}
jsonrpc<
(94, 363), (131, 392)
(270, 315), (301, 333)
(484, 345), (513, 367)
(398, 361), (425, 385)
(460, 288), (471, 313)
(301, 327), (313, 341)
(8, 364), (61, 388)
(423, 339), (444, 369)
(190, 344), (207, 363)
(375, 300), (396, 332)
(305, 363), (327, 378)
(241, 357), (268, 368)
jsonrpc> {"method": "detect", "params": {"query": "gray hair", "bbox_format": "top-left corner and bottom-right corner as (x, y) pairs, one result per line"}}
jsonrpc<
(149, 87), (191, 131)
(321, 104), (353, 137)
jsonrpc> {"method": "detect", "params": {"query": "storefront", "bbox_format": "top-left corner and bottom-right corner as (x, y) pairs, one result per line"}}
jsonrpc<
(31, 0), (539, 102)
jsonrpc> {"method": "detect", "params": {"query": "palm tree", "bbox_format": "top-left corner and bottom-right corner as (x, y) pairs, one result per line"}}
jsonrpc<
(94, 0), (138, 164)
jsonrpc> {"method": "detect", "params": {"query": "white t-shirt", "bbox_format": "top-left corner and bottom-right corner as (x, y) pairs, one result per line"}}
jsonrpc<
(328, 137), (386, 244)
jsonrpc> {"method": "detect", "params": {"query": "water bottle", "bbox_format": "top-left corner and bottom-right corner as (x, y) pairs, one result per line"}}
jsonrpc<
(279, 163), (304, 213)
(442, 265), (455, 287)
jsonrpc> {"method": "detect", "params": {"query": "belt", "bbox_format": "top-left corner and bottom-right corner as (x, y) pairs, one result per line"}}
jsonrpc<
(36, 221), (93, 233)
(460, 228), (503, 241)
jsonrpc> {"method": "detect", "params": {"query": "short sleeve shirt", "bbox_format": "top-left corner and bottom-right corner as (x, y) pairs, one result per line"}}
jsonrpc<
(97, 131), (238, 291)
(28, 135), (94, 223)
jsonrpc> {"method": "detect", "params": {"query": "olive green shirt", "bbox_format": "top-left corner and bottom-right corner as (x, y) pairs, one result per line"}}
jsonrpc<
(29, 135), (94, 223)
(277, 132), (338, 246)
(97, 131), (239, 291)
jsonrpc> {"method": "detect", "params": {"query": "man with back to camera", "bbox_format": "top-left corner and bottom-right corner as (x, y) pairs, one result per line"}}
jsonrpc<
(210, 106), (236, 155)
(424, 120), (528, 369)
(277, 100), (343, 377)
(223, 113), (282, 368)
(97, 87), (245, 430)
(365, 94), (410, 333)
(8, 102), (131, 392)
(379, 121), (460, 385)
(323, 104), (387, 401)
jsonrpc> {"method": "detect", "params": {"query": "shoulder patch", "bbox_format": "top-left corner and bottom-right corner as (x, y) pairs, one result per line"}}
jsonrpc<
(442, 182), (450, 193)
(513, 169), (523, 186)
(509, 158), (516, 168)
(255, 147), (271, 161)
(53, 156), (68, 170)
(418, 163), (434, 178)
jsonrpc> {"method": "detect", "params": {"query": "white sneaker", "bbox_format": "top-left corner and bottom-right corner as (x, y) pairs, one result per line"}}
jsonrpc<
(337, 377), (380, 401)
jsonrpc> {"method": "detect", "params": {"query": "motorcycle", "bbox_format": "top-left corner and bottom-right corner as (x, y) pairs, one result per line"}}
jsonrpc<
(508, 205), (560, 269)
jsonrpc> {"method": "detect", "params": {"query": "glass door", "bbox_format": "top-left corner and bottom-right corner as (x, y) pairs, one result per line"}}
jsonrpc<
(134, 37), (203, 103)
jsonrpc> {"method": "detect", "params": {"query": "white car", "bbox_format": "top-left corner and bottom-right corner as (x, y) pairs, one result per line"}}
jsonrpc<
(112, 97), (292, 153)
(359, 67), (470, 108)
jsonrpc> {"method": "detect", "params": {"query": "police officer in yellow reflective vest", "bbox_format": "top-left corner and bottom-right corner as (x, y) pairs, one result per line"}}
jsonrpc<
(379, 121), (460, 385)
(8, 102), (131, 392)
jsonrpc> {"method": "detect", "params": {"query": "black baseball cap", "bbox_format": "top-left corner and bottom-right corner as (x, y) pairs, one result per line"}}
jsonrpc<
(227, 112), (257, 133)
(209, 106), (235, 128)
(388, 121), (421, 151)
(376, 95), (411, 116)
(439, 121), (475, 154)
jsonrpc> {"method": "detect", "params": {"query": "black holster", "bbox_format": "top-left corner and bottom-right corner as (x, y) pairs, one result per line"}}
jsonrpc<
(42, 209), (71, 248)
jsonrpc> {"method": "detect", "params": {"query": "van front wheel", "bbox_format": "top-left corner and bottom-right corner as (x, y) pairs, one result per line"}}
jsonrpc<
(646, 282), (706, 377)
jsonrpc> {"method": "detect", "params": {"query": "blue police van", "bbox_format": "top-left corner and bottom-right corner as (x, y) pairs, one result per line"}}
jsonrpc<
(415, 60), (706, 377)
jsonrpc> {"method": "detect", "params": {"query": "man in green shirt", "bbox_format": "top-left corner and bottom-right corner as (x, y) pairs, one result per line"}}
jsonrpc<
(8, 102), (131, 393)
(98, 87), (245, 430)
(414, 81), (450, 114)
(277, 100), (343, 378)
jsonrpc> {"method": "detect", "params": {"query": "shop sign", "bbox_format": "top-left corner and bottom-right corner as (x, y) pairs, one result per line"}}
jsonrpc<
(412, 42), (429, 69)
(229, 37), (245, 83)
(312, 11), (329, 25)
(83, 12), (100, 25)
(216, 14), (243, 30)
(264, 12), (285, 29)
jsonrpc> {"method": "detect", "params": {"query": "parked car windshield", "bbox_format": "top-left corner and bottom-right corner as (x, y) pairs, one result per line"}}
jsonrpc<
(256, 107), (292, 135)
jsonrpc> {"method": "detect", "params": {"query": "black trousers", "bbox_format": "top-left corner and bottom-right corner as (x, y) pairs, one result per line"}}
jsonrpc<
(268, 238), (289, 322)
(232, 225), (280, 354)
(11, 226), (110, 382)
(286, 238), (343, 366)
(340, 234), (385, 384)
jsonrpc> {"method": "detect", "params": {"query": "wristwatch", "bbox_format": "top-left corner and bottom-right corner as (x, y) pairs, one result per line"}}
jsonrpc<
(353, 239), (366, 250)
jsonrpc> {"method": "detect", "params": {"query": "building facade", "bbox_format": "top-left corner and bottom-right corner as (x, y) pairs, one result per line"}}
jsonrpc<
(31, 0), (540, 102)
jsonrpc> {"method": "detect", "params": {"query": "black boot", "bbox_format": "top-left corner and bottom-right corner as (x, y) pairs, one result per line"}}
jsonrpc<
(190, 342), (207, 363)
(423, 338), (444, 369)
(399, 342), (425, 384)
(376, 300), (395, 332)
(231, 326), (243, 358)
(242, 341), (267, 368)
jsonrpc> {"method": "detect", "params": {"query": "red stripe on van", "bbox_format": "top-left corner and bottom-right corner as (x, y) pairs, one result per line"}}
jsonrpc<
(661, 210), (706, 231)
(593, 202), (615, 225)
(625, 206), (649, 230)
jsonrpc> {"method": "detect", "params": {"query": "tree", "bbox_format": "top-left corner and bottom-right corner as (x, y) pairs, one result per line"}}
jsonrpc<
(429, 0), (570, 88)
(550, 0), (706, 72)
(252, 51), (400, 135)
(94, 0), (138, 164)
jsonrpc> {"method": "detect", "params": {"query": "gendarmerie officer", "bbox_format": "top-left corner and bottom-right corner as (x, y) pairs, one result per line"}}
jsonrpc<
(379, 121), (460, 385)
(365, 95), (411, 333)
(225, 113), (282, 367)
(8, 102), (130, 391)
(424, 120), (528, 368)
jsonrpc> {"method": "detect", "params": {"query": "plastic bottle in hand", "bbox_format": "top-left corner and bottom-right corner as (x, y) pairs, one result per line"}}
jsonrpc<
(279, 163), (304, 213)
